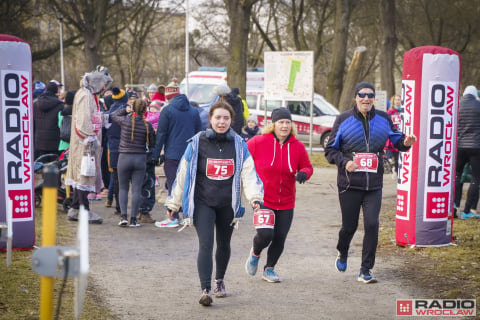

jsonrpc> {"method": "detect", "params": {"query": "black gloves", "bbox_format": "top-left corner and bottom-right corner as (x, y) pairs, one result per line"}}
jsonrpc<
(296, 171), (307, 184)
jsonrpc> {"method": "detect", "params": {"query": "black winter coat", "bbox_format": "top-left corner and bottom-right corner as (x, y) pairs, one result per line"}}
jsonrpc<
(226, 94), (245, 134)
(33, 91), (64, 153)
(457, 94), (480, 149)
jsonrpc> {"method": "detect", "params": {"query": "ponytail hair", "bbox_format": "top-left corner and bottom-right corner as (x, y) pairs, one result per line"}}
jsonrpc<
(130, 99), (150, 145)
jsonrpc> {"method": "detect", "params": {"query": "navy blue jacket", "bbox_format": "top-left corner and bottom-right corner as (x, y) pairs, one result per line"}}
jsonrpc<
(153, 94), (202, 161)
(325, 106), (410, 191)
(105, 97), (128, 167)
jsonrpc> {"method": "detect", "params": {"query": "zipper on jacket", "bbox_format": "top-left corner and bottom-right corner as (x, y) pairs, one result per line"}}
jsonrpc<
(361, 114), (370, 191)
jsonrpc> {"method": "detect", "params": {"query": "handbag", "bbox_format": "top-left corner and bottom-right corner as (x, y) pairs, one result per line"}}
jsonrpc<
(80, 144), (96, 176)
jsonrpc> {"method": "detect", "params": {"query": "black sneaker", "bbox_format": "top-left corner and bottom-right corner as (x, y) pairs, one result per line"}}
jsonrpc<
(129, 217), (141, 227)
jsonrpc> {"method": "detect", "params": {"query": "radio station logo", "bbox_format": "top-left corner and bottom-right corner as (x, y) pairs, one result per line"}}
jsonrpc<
(396, 299), (476, 317)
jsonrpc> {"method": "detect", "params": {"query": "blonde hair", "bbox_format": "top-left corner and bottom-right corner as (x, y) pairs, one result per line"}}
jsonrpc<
(131, 99), (150, 145)
(262, 121), (297, 136)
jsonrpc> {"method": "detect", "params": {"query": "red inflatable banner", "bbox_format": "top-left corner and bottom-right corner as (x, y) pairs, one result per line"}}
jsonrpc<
(396, 46), (460, 247)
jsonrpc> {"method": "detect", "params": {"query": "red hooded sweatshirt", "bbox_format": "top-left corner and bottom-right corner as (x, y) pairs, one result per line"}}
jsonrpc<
(247, 133), (313, 210)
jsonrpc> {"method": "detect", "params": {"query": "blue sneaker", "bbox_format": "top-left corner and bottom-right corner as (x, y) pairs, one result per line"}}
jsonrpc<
(155, 218), (179, 228)
(461, 212), (475, 220)
(262, 267), (280, 283)
(245, 248), (260, 276)
(357, 270), (377, 284)
(335, 252), (347, 272)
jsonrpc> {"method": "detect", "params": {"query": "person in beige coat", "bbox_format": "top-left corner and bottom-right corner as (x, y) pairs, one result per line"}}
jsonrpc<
(66, 66), (112, 223)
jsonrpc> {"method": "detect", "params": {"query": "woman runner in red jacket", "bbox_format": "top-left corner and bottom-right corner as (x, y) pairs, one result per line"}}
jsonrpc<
(245, 107), (313, 282)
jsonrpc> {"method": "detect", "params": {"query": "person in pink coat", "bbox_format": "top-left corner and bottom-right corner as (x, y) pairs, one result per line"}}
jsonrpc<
(245, 107), (313, 282)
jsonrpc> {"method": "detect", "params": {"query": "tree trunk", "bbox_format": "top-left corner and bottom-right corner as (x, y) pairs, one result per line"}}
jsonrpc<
(326, 0), (351, 107)
(379, 0), (397, 98)
(338, 46), (367, 112)
(225, 0), (259, 97)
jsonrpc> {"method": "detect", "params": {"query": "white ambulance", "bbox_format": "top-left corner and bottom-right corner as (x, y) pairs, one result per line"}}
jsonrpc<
(180, 67), (339, 148)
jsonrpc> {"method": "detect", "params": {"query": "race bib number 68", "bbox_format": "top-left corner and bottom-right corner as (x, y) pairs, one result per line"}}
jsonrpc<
(206, 158), (234, 180)
(353, 153), (378, 173)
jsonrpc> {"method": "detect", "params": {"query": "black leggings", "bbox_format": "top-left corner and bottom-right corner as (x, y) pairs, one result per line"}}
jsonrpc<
(337, 188), (382, 273)
(454, 148), (480, 213)
(194, 201), (234, 291)
(252, 207), (294, 270)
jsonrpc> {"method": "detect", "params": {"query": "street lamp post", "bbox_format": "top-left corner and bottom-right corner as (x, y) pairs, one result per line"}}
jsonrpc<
(58, 13), (65, 91)
(185, 0), (189, 96)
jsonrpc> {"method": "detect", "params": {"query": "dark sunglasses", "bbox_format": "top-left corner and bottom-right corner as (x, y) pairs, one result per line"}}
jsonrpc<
(357, 92), (375, 98)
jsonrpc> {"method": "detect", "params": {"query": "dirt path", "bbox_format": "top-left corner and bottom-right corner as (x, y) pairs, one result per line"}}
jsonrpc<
(85, 167), (421, 320)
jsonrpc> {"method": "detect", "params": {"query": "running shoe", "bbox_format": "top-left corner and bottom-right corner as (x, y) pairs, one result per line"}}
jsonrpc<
(245, 248), (260, 276)
(154, 218), (179, 228)
(335, 252), (347, 272)
(199, 289), (213, 306)
(118, 219), (128, 227)
(129, 217), (141, 228)
(105, 199), (112, 208)
(461, 212), (475, 220)
(214, 279), (226, 298)
(262, 267), (280, 283)
(357, 270), (377, 284)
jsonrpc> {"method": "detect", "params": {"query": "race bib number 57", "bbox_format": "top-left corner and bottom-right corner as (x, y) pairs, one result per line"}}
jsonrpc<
(206, 158), (234, 180)
(353, 153), (378, 173)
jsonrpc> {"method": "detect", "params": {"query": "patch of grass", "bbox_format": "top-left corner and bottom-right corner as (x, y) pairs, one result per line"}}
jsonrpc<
(0, 207), (117, 320)
(379, 204), (480, 313)
(309, 152), (335, 168)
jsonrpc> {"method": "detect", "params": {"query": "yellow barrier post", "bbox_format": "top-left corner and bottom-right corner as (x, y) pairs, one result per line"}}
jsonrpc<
(39, 164), (59, 320)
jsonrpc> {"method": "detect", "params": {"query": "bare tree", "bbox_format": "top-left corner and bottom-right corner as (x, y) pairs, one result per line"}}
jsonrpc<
(326, 0), (353, 107)
(379, 0), (397, 98)
(224, 0), (260, 95)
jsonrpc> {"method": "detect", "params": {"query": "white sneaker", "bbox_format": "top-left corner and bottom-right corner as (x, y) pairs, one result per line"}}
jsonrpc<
(118, 219), (128, 227)
(154, 218), (179, 228)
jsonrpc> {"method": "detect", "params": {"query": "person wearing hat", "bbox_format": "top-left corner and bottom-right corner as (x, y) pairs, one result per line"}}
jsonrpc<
(245, 107), (313, 283)
(104, 87), (129, 214)
(33, 80), (46, 100)
(145, 83), (158, 105)
(164, 78), (180, 102)
(453, 85), (480, 219)
(152, 77), (202, 228)
(33, 78), (65, 159)
(325, 81), (416, 283)
(65, 65), (113, 224)
(240, 115), (259, 141)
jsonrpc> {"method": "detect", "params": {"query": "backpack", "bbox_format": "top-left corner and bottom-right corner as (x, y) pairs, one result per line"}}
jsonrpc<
(60, 115), (72, 143)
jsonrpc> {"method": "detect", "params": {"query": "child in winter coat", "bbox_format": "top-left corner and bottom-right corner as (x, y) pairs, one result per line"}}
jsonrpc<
(241, 115), (260, 141)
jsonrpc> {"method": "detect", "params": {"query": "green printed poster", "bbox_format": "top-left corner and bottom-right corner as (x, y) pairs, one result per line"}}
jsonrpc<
(288, 59), (302, 92)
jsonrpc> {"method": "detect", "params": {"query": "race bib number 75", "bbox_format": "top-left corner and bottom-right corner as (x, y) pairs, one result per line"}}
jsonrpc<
(206, 158), (234, 180)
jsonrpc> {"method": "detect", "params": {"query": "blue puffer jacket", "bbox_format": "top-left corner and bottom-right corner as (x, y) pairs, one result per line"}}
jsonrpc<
(325, 106), (410, 191)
